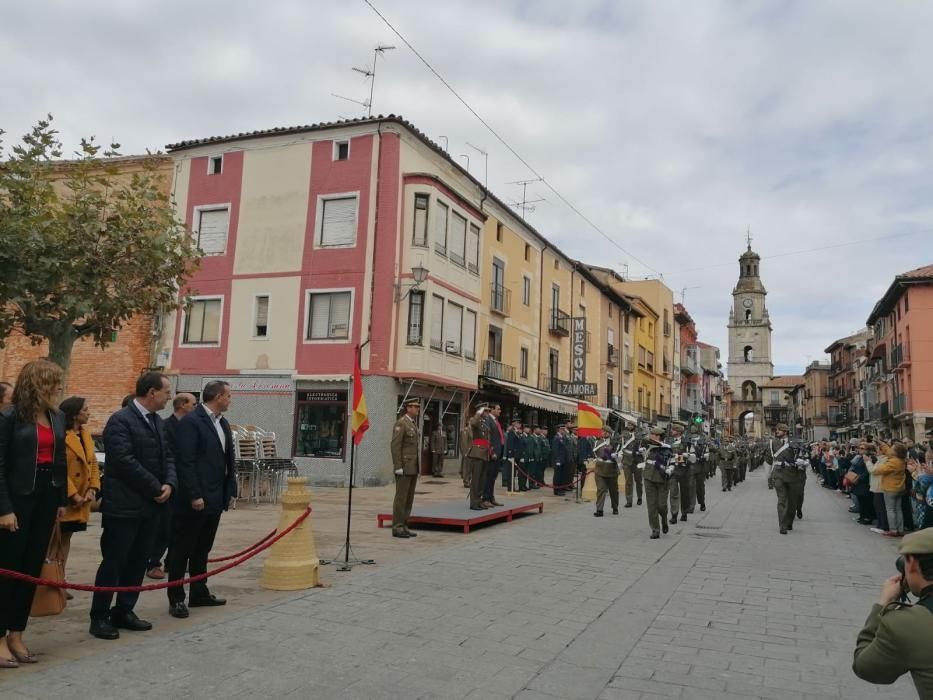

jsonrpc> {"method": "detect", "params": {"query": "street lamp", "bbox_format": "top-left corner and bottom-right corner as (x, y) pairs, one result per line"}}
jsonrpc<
(395, 263), (429, 302)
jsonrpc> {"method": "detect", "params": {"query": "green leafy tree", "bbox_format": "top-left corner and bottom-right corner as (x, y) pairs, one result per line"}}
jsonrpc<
(0, 115), (200, 375)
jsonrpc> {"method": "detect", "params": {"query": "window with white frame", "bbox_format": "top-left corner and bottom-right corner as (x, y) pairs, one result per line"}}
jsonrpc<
(434, 202), (448, 255)
(413, 194), (429, 246)
(318, 196), (358, 247)
(334, 140), (349, 161)
(407, 290), (424, 345)
(467, 223), (480, 273)
(430, 295), (444, 350)
(183, 298), (222, 345)
(522, 276), (531, 306)
(448, 211), (467, 266)
(254, 295), (269, 338)
(196, 207), (229, 255)
(209, 156), (223, 175)
(307, 291), (351, 340)
(463, 309), (476, 360)
(444, 301), (463, 354)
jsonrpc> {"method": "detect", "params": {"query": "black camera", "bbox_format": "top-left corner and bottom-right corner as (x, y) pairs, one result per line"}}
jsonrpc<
(895, 556), (910, 603)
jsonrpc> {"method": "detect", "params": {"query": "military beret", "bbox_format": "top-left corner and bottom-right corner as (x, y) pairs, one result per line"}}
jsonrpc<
(899, 528), (933, 556)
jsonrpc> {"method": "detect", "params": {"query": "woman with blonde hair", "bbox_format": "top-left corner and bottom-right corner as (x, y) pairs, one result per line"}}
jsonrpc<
(0, 359), (67, 667)
(58, 396), (100, 596)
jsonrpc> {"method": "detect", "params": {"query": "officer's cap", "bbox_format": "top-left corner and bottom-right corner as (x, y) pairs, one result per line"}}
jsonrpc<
(403, 398), (421, 408)
(775, 423), (788, 432)
(648, 425), (664, 435)
(475, 401), (489, 410)
(899, 528), (933, 556)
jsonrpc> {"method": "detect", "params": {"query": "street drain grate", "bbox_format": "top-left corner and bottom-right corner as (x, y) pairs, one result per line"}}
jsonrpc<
(691, 531), (731, 538)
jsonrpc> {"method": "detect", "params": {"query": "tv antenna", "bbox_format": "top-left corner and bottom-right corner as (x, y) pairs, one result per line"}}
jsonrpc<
(350, 44), (395, 118)
(438, 135), (449, 153)
(458, 154), (470, 171)
(680, 286), (701, 305)
(467, 142), (488, 189)
(507, 178), (545, 220)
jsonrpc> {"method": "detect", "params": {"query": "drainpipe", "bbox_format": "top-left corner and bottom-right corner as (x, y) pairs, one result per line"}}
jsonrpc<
(538, 243), (548, 389)
(365, 119), (384, 358)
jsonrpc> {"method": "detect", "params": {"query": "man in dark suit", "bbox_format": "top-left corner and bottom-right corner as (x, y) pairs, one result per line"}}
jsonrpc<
(167, 381), (237, 618)
(482, 404), (505, 507)
(551, 425), (572, 496)
(147, 392), (196, 580)
(90, 372), (176, 640)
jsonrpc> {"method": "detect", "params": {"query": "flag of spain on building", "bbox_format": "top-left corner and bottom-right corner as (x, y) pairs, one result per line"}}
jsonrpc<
(351, 351), (369, 445)
(576, 402), (603, 437)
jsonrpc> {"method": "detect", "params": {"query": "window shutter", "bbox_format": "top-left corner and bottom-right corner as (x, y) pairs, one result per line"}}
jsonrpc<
(255, 296), (269, 336)
(434, 203), (448, 253)
(468, 224), (480, 272)
(449, 212), (466, 265)
(310, 295), (330, 339)
(330, 293), (351, 337)
(320, 197), (357, 247)
(463, 309), (476, 359)
(430, 295), (444, 348)
(202, 300), (221, 342)
(198, 209), (229, 255)
(413, 195), (429, 246)
(444, 302), (463, 351)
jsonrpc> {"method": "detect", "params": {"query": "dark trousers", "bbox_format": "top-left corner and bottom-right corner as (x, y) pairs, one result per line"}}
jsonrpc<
(431, 452), (444, 477)
(392, 474), (418, 532)
(873, 492), (889, 531)
(148, 499), (174, 569)
(90, 515), (158, 621)
(516, 460), (528, 490)
(856, 492), (875, 522)
(0, 472), (59, 636)
(483, 458), (501, 502)
(721, 467), (735, 490)
(553, 462), (569, 495)
(500, 459), (513, 490)
(166, 509), (221, 604)
(468, 459), (487, 507)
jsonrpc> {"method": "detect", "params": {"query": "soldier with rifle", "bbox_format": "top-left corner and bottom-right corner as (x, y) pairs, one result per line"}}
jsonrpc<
(670, 422), (693, 522)
(687, 434), (707, 513)
(767, 423), (807, 534)
(615, 423), (644, 508)
(643, 425), (675, 539)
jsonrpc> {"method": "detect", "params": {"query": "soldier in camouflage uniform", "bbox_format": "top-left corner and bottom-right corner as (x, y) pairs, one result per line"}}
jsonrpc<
(643, 425), (674, 539)
(688, 434), (707, 513)
(670, 423), (692, 522)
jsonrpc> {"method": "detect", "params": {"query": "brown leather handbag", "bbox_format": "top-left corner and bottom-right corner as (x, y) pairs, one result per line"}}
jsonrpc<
(30, 523), (67, 617)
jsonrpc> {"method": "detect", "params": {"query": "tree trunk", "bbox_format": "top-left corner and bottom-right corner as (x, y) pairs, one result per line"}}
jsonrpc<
(47, 324), (77, 379)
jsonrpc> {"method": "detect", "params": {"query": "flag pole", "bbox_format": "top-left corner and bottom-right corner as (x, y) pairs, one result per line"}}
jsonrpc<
(322, 341), (374, 571)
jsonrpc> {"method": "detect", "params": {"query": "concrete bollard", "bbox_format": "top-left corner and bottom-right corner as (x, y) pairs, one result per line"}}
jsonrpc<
(261, 476), (320, 591)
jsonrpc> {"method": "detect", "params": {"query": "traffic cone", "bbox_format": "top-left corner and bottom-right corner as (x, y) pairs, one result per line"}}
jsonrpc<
(261, 476), (320, 590)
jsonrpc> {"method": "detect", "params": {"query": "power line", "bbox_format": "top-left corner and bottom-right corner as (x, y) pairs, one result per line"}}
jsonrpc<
(360, 0), (663, 278)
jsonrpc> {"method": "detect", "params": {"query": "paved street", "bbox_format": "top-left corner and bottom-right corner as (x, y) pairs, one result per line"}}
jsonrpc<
(0, 469), (918, 700)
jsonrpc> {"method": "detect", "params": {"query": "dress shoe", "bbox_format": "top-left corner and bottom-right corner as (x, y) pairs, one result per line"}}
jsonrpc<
(669, 515), (678, 525)
(189, 594), (226, 607)
(624, 502), (632, 508)
(700, 504), (706, 511)
(482, 501), (495, 508)
(796, 508), (803, 519)
(392, 531), (411, 538)
(491, 501), (504, 507)
(662, 520), (669, 534)
(593, 511), (604, 517)
(112, 612), (152, 631)
(612, 508), (619, 515)
(650, 532), (660, 539)
(403, 531), (417, 538)
(722, 488), (727, 492)
(786, 524), (793, 531)
(168, 602), (190, 619)
(637, 498), (643, 505)
(146, 566), (166, 580)
(780, 528), (787, 535)
(89, 618), (120, 640)
(469, 505), (484, 511)
(680, 513), (687, 522)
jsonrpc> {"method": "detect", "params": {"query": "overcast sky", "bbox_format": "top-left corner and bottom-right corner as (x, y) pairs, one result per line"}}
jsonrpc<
(4, 0), (932, 376)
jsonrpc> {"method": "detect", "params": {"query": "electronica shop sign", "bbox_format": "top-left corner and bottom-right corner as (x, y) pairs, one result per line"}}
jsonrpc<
(555, 317), (597, 398)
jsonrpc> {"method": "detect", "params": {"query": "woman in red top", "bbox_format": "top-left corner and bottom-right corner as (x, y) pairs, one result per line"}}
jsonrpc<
(0, 360), (67, 668)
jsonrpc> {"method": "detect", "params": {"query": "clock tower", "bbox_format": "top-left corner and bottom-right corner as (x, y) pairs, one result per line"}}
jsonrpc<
(727, 242), (774, 435)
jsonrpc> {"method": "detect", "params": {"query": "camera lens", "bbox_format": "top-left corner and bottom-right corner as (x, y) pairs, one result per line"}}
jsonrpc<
(896, 555), (906, 576)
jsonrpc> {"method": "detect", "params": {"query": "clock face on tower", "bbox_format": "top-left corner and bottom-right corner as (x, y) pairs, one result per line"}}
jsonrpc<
(742, 298), (753, 308)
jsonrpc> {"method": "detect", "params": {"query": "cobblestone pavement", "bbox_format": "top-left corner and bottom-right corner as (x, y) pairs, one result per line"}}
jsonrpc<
(0, 469), (917, 699)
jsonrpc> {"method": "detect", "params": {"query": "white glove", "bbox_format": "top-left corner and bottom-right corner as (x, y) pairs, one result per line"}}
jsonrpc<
(688, 454), (697, 464)
(394, 468), (403, 475)
(795, 458), (809, 468)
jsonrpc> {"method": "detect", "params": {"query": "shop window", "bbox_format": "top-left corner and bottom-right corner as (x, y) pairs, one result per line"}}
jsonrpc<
(294, 390), (347, 459)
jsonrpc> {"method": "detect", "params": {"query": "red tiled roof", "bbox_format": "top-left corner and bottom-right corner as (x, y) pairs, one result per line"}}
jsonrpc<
(761, 375), (805, 388)
(900, 263), (933, 279)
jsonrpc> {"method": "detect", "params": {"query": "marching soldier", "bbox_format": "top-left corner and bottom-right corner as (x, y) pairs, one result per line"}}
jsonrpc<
(430, 423), (447, 478)
(643, 425), (674, 539)
(670, 423), (692, 522)
(707, 438), (719, 479)
(767, 423), (806, 534)
(390, 399), (421, 538)
(593, 429), (620, 516)
(616, 424), (643, 508)
(720, 437), (738, 491)
(465, 403), (492, 510)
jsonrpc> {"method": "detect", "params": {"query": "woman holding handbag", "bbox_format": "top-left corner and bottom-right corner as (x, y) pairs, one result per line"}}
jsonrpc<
(58, 396), (100, 597)
(0, 360), (67, 668)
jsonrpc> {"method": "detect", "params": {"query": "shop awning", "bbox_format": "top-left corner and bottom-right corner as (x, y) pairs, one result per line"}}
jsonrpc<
(483, 377), (579, 416)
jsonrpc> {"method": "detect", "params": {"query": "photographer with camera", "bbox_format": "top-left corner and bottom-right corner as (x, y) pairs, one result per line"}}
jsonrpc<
(853, 529), (933, 697)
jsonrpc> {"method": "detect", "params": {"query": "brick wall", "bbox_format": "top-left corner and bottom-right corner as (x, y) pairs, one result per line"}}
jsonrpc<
(0, 315), (154, 433)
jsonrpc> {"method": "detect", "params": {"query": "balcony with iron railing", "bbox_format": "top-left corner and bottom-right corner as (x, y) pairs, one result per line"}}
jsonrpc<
(538, 372), (558, 394)
(607, 345), (619, 367)
(663, 321), (671, 337)
(482, 358), (515, 382)
(663, 357), (671, 375)
(891, 344), (910, 370)
(490, 284), (511, 316)
(681, 350), (700, 375)
(660, 403), (673, 418)
(549, 308), (570, 336)
(893, 393), (908, 415)
(609, 395), (633, 412)
(623, 353), (635, 373)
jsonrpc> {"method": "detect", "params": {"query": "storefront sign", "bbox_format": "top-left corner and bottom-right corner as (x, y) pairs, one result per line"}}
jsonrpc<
(571, 317), (587, 383)
(297, 390), (347, 403)
(204, 377), (294, 393)
(555, 381), (598, 397)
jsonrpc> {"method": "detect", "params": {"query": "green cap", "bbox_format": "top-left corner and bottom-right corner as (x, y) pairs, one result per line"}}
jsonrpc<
(899, 528), (933, 556)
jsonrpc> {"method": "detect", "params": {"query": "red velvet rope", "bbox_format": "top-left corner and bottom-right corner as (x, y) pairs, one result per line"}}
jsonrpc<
(509, 461), (587, 490)
(207, 529), (277, 563)
(0, 507), (311, 593)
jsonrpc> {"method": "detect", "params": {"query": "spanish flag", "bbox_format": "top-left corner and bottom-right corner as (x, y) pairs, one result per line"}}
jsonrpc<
(351, 350), (369, 445)
(576, 402), (603, 437)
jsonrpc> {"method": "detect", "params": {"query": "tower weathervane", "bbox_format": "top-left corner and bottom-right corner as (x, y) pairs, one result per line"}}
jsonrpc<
(746, 226), (752, 250)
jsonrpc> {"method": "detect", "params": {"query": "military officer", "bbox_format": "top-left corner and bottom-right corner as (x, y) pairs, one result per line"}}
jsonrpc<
(505, 419), (524, 491)
(852, 528), (933, 697)
(465, 403), (492, 510)
(459, 423), (472, 488)
(767, 423), (806, 534)
(390, 398), (421, 538)
(536, 426), (550, 489)
(720, 437), (738, 491)
(616, 424), (643, 508)
(735, 439), (748, 484)
(670, 423), (692, 522)
(518, 425), (534, 491)
(593, 429), (620, 517)
(643, 425), (674, 539)
(707, 438), (719, 479)
(551, 425), (572, 496)
(687, 435), (707, 513)
(430, 423), (447, 477)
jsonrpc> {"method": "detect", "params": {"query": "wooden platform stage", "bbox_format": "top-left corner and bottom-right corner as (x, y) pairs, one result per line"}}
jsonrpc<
(377, 499), (544, 533)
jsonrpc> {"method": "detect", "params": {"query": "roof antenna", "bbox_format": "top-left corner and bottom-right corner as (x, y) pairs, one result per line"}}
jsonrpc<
(349, 44), (396, 118)
(507, 178), (545, 220)
(467, 142), (488, 189)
